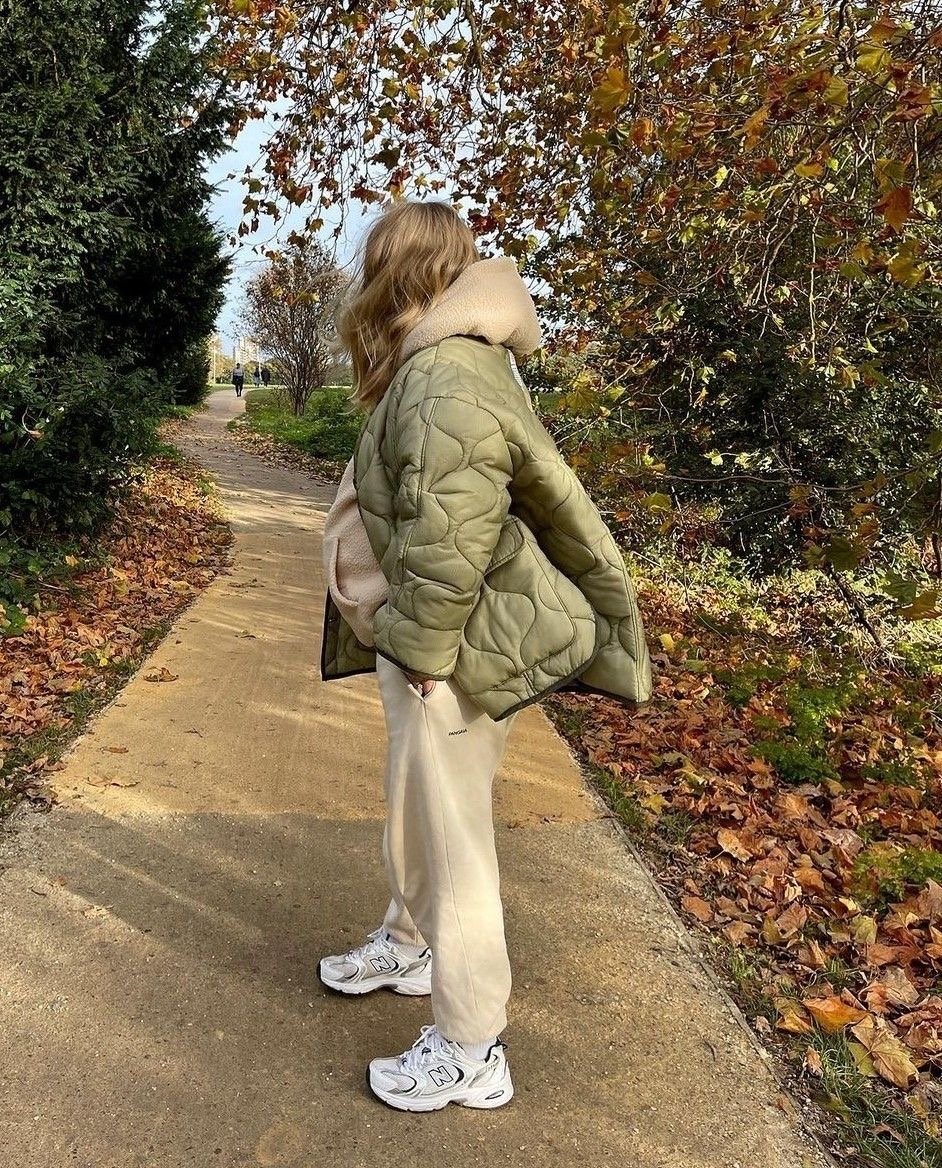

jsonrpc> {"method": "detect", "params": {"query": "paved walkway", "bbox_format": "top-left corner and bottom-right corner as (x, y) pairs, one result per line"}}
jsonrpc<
(0, 392), (824, 1168)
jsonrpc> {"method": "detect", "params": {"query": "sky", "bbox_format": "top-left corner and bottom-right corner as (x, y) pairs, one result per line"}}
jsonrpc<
(205, 119), (372, 351)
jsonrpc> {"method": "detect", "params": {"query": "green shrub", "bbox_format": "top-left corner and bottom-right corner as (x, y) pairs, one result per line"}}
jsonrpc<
(859, 758), (929, 789)
(748, 677), (852, 785)
(172, 344), (213, 409)
(785, 681), (852, 743)
(298, 389), (363, 461)
(240, 386), (363, 464)
(0, 0), (229, 566)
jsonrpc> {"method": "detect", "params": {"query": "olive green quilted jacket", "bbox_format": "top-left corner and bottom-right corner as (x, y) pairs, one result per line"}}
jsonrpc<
(320, 337), (652, 720)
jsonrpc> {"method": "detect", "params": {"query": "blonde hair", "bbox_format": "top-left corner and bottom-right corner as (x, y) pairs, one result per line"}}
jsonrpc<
(337, 200), (479, 409)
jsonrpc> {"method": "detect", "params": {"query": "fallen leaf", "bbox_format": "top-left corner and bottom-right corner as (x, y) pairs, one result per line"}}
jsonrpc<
(849, 914), (878, 945)
(144, 667), (179, 683)
(717, 827), (752, 861)
(794, 866), (828, 896)
(804, 995), (867, 1034)
(770, 901), (808, 942)
(775, 997), (814, 1035)
(851, 1015), (920, 1089)
(865, 943), (906, 967)
(916, 880), (942, 922)
(864, 982), (891, 1015)
(682, 895), (714, 923)
(880, 966), (921, 1008)
(796, 939), (828, 969)
(642, 792), (669, 815)
(847, 1040), (877, 1077)
(723, 920), (755, 946)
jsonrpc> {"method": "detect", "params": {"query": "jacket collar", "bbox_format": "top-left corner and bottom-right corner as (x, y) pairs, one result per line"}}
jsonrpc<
(399, 257), (543, 365)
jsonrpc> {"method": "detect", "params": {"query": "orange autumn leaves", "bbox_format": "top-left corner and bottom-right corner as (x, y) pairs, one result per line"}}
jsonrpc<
(0, 457), (231, 803)
(555, 590), (942, 1101)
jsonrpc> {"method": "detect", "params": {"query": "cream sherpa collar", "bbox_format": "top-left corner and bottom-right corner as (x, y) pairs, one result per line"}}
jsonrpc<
(399, 256), (543, 364)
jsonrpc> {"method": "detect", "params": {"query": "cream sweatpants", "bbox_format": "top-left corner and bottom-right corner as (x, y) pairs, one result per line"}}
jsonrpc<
(376, 655), (518, 1045)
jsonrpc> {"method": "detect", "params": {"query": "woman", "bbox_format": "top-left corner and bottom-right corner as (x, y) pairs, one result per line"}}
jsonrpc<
(319, 200), (651, 1112)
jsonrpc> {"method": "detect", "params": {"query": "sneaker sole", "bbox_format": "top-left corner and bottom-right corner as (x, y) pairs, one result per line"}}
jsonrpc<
(367, 1066), (514, 1112)
(319, 965), (432, 997)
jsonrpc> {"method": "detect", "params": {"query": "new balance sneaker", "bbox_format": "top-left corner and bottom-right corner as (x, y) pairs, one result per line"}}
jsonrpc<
(319, 928), (432, 996)
(368, 1025), (513, 1112)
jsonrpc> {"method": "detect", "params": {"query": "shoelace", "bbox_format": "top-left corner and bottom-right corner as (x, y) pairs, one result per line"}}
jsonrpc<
(399, 1025), (451, 1073)
(346, 927), (389, 963)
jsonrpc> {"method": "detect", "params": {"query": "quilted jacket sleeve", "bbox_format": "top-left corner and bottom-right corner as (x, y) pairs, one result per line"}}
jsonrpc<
(372, 381), (513, 680)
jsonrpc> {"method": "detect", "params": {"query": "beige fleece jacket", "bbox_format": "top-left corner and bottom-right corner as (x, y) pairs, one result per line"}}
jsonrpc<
(322, 456), (386, 647)
(400, 256), (542, 363)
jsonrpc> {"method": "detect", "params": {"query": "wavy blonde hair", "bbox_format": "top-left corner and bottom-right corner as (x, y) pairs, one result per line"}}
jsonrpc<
(337, 200), (479, 409)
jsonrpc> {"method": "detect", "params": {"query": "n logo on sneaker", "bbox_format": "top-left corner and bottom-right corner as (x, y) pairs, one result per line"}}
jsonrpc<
(369, 954), (397, 973)
(428, 1064), (456, 1087)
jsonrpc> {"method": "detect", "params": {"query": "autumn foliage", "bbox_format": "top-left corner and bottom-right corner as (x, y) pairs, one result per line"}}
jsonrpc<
(0, 0), (932, 1154)
(213, 0), (942, 593)
(0, 456), (231, 813)
(548, 562), (942, 1145)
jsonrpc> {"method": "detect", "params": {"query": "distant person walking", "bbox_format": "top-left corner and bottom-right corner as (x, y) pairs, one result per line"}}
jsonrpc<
(261, 366), (271, 387)
(232, 363), (245, 397)
(253, 365), (262, 387)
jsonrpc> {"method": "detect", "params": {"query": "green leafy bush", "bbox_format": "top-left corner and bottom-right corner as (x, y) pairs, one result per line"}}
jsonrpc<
(299, 390), (363, 461)
(785, 683), (853, 745)
(240, 386), (363, 464)
(173, 344), (213, 409)
(750, 679), (853, 785)
(715, 659), (789, 707)
(859, 758), (929, 789)
(0, 0), (229, 592)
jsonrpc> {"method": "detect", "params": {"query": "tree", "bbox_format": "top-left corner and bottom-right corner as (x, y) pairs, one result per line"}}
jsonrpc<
(213, 0), (942, 596)
(0, 0), (231, 576)
(241, 242), (347, 416)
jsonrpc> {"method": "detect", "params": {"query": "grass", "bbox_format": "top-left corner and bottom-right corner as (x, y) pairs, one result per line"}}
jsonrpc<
(852, 844), (942, 909)
(727, 947), (778, 1021)
(808, 1032), (939, 1168)
(233, 385), (363, 464)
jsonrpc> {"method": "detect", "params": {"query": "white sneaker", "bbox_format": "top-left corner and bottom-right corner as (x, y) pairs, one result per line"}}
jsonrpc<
(319, 928), (432, 996)
(368, 1025), (513, 1112)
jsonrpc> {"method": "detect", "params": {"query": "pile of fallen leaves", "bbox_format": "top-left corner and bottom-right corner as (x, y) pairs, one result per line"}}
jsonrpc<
(0, 456), (231, 812)
(551, 581), (942, 1146)
(227, 421), (344, 483)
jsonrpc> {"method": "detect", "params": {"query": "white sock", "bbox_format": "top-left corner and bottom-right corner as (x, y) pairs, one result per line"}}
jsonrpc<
(383, 930), (427, 959)
(459, 1038), (497, 1061)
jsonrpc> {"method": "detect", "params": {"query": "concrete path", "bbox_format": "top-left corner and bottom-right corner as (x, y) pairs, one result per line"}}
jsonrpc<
(0, 392), (823, 1168)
